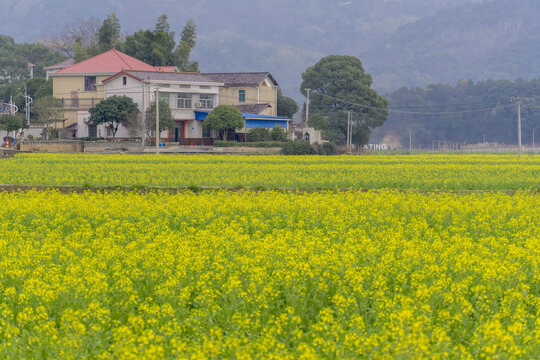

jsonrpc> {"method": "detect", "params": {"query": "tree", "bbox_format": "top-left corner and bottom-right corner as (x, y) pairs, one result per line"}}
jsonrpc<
(0, 35), (65, 82)
(271, 125), (287, 141)
(125, 15), (179, 67)
(174, 19), (198, 72)
(277, 89), (298, 118)
(247, 128), (271, 142)
(203, 105), (243, 140)
(0, 114), (26, 137)
(89, 96), (139, 138)
(145, 100), (175, 135)
(26, 78), (52, 101)
(300, 55), (388, 146)
(73, 36), (89, 62)
(41, 17), (101, 58)
(33, 96), (64, 139)
(98, 13), (121, 52)
(308, 114), (329, 130)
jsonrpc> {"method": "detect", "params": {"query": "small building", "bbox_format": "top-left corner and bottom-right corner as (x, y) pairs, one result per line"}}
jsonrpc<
(27, 62), (35, 79)
(43, 58), (75, 80)
(194, 110), (290, 142)
(290, 123), (323, 144)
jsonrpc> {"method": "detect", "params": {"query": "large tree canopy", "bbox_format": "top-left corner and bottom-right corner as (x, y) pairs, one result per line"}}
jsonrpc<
(124, 16), (198, 71)
(89, 96), (139, 137)
(300, 55), (388, 145)
(277, 89), (298, 119)
(203, 105), (243, 140)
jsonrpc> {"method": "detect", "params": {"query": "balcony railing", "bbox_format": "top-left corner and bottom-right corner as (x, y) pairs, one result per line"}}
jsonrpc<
(60, 98), (103, 109)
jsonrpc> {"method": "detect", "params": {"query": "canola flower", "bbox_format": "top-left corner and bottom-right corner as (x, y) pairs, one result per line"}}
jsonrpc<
(0, 153), (538, 190)
(0, 189), (538, 359)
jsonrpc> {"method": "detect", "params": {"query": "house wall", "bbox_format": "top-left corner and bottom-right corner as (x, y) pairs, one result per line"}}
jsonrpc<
(219, 81), (278, 116)
(52, 74), (109, 129)
(103, 78), (221, 140)
(184, 120), (204, 138)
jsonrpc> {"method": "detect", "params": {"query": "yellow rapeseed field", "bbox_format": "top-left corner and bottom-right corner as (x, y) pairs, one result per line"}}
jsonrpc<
(0, 153), (538, 190)
(0, 189), (538, 359)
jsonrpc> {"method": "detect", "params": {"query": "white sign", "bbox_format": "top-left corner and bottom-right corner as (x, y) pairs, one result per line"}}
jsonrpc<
(363, 143), (388, 150)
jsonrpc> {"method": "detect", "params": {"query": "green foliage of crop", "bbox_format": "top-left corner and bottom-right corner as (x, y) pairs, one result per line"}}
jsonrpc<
(0, 153), (538, 191)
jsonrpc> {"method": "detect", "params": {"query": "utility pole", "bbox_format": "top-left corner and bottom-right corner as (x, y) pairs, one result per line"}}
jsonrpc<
(141, 80), (146, 151)
(533, 128), (535, 153)
(155, 87), (160, 155)
(305, 88), (311, 125)
(409, 128), (412, 151)
(511, 97), (523, 157)
(24, 86), (32, 126)
(346, 110), (352, 153)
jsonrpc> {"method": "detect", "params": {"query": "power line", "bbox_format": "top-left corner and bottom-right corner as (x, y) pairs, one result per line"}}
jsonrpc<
(315, 92), (512, 115)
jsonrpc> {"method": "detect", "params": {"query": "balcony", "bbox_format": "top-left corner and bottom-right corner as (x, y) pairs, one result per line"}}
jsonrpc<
(60, 97), (103, 110)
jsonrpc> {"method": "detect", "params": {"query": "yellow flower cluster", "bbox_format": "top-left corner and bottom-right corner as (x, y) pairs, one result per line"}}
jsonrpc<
(0, 153), (538, 190)
(0, 189), (538, 358)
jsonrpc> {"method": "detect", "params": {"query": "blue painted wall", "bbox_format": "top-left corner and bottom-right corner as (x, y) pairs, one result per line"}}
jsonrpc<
(246, 120), (288, 129)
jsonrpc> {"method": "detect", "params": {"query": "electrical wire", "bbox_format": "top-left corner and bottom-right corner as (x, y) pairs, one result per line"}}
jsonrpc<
(315, 93), (512, 116)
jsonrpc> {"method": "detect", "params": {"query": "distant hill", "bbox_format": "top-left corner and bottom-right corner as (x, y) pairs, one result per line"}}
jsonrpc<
(365, 0), (540, 92)
(4, 0), (540, 100)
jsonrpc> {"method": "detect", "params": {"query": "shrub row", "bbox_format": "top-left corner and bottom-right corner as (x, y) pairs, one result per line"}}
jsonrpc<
(281, 140), (337, 155)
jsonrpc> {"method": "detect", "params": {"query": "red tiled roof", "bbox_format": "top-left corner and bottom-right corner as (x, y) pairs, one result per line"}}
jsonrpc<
(55, 49), (156, 74)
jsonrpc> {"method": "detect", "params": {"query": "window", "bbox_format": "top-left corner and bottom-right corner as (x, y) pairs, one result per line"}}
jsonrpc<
(199, 85), (211, 89)
(202, 128), (211, 138)
(199, 94), (214, 109)
(177, 93), (192, 109)
(159, 93), (170, 105)
(179, 85), (191, 89)
(122, 76), (127, 86)
(84, 76), (97, 91)
(239, 90), (245, 102)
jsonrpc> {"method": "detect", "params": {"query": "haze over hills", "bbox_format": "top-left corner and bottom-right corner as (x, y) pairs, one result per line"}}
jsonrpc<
(1, 0), (539, 100)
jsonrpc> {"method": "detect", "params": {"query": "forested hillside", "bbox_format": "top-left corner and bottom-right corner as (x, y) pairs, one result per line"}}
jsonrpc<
(0, 35), (64, 84)
(370, 78), (540, 147)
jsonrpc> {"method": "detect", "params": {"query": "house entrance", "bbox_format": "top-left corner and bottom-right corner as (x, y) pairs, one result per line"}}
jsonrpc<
(174, 122), (185, 142)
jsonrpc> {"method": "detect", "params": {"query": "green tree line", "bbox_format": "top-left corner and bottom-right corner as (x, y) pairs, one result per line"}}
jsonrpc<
(373, 78), (540, 146)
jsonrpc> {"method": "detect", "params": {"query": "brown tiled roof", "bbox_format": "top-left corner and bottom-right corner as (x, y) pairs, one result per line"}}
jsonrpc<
(116, 71), (223, 84)
(233, 103), (272, 114)
(43, 58), (75, 70)
(201, 72), (279, 87)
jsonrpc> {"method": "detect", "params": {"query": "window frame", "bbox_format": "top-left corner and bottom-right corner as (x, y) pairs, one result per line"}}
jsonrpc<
(158, 93), (170, 105)
(199, 94), (214, 109)
(238, 89), (246, 102)
(84, 76), (97, 92)
(177, 93), (192, 109)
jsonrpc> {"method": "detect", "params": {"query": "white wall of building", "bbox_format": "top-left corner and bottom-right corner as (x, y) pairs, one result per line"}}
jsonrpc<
(103, 76), (221, 140)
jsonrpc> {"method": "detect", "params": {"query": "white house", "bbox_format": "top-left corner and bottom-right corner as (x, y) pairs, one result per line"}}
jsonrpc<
(76, 70), (224, 143)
